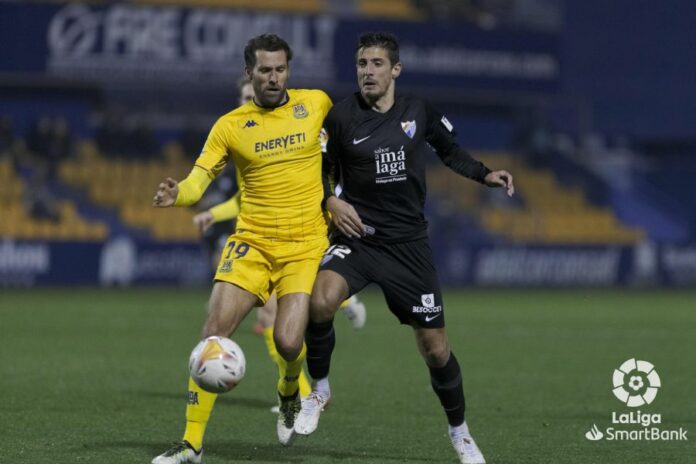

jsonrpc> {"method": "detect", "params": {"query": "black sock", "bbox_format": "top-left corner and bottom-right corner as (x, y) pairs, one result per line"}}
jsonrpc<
(429, 352), (466, 427)
(305, 319), (335, 380)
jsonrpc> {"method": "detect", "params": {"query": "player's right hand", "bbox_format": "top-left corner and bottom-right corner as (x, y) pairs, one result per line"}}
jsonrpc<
(152, 177), (179, 207)
(327, 196), (365, 239)
(193, 210), (215, 234)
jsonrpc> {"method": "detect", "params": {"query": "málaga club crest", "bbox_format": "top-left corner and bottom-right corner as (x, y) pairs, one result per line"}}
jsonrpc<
(401, 120), (416, 138)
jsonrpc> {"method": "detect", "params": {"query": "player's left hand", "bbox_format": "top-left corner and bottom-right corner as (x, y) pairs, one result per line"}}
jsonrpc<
(193, 210), (215, 234)
(484, 170), (515, 197)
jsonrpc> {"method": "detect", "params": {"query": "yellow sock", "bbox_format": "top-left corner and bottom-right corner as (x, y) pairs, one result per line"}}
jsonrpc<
(263, 326), (282, 365)
(265, 327), (311, 397)
(338, 299), (349, 309)
(298, 366), (311, 397)
(183, 377), (217, 451)
(277, 342), (307, 397)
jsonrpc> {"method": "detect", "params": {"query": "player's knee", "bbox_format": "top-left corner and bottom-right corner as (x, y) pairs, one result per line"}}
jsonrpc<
(421, 343), (450, 368)
(310, 292), (340, 322)
(274, 331), (303, 361)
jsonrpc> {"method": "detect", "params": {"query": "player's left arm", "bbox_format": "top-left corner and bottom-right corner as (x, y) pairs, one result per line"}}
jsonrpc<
(424, 102), (514, 197)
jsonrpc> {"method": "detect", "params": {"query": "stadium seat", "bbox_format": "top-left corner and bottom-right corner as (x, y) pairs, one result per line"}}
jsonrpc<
(431, 152), (645, 245)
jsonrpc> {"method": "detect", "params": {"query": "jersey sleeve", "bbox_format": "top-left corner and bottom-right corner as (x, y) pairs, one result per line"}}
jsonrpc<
(424, 101), (491, 183)
(209, 191), (241, 222)
(195, 117), (234, 179)
(315, 89), (334, 119)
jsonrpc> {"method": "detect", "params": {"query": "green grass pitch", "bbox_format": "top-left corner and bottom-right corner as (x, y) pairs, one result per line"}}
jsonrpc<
(1, 288), (694, 463)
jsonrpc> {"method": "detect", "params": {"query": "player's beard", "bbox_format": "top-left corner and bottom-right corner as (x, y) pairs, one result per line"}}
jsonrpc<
(257, 86), (287, 108)
(360, 80), (387, 105)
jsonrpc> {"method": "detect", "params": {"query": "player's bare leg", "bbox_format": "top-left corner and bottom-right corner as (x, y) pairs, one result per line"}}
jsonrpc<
(202, 281), (258, 337)
(295, 270), (349, 435)
(414, 328), (485, 464)
(153, 282), (258, 464)
(253, 295), (276, 335)
(273, 292), (311, 445)
(258, 294), (311, 414)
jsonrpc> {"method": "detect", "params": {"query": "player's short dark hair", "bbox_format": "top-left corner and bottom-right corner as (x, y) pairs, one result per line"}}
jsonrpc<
(356, 32), (400, 65)
(244, 34), (293, 68)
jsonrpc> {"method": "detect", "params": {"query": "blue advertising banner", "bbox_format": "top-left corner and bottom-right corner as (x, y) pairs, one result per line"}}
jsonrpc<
(0, 2), (559, 93)
(0, 237), (209, 287)
(2, 237), (694, 287)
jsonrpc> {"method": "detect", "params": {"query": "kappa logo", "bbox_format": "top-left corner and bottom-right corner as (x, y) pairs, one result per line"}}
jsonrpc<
(243, 120), (258, 128)
(401, 120), (416, 139)
(612, 359), (661, 407)
(293, 103), (309, 119)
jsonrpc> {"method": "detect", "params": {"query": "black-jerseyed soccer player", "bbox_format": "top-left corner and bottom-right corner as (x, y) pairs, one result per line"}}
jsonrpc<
(294, 32), (514, 464)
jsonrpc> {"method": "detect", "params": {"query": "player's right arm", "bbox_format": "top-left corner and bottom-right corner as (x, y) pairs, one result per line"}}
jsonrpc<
(152, 117), (234, 208)
(320, 109), (365, 239)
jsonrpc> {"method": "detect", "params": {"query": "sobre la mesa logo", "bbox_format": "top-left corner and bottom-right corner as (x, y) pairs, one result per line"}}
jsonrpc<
(584, 359), (688, 442)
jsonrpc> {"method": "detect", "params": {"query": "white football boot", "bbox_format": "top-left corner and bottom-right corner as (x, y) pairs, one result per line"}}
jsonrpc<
(277, 393), (301, 446)
(152, 441), (202, 464)
(294, 388), (331, 435)
(340, 295), (366, 329)
(449, 423), (486, 464)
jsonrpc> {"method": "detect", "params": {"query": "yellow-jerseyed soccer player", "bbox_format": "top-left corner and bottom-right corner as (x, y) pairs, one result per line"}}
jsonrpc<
(152, 34), (332, 464)
(192, 78), (366, 417)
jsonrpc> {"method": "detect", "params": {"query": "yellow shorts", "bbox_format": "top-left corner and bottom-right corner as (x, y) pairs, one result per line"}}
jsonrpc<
(214, 231), (329, 304)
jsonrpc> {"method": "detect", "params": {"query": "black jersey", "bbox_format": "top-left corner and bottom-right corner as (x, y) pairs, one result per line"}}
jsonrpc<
(322, 93), (491, 243)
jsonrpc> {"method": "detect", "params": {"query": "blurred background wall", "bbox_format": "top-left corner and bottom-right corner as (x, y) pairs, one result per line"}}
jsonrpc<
(1, 0), (694, 287)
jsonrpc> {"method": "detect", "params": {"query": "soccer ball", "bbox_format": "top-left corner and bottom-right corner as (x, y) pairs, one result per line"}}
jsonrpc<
(189, 336), (246, 393)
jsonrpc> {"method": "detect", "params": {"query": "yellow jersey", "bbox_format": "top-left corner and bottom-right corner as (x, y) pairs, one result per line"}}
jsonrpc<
(196, 89), (332, 241)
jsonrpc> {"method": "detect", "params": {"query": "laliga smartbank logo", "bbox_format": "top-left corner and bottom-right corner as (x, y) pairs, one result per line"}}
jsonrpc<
(585, 359), (688, 442)
(612, 358), (660, 406)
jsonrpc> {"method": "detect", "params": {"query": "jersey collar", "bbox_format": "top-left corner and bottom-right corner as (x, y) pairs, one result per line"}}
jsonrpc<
(252, 91), (291, 110)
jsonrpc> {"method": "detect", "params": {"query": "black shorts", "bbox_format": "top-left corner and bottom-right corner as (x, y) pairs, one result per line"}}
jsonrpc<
(320, 235), (445, 328)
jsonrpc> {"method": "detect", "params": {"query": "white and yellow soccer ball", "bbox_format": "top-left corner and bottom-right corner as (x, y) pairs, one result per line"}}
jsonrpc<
(189, 336), (246, 393)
